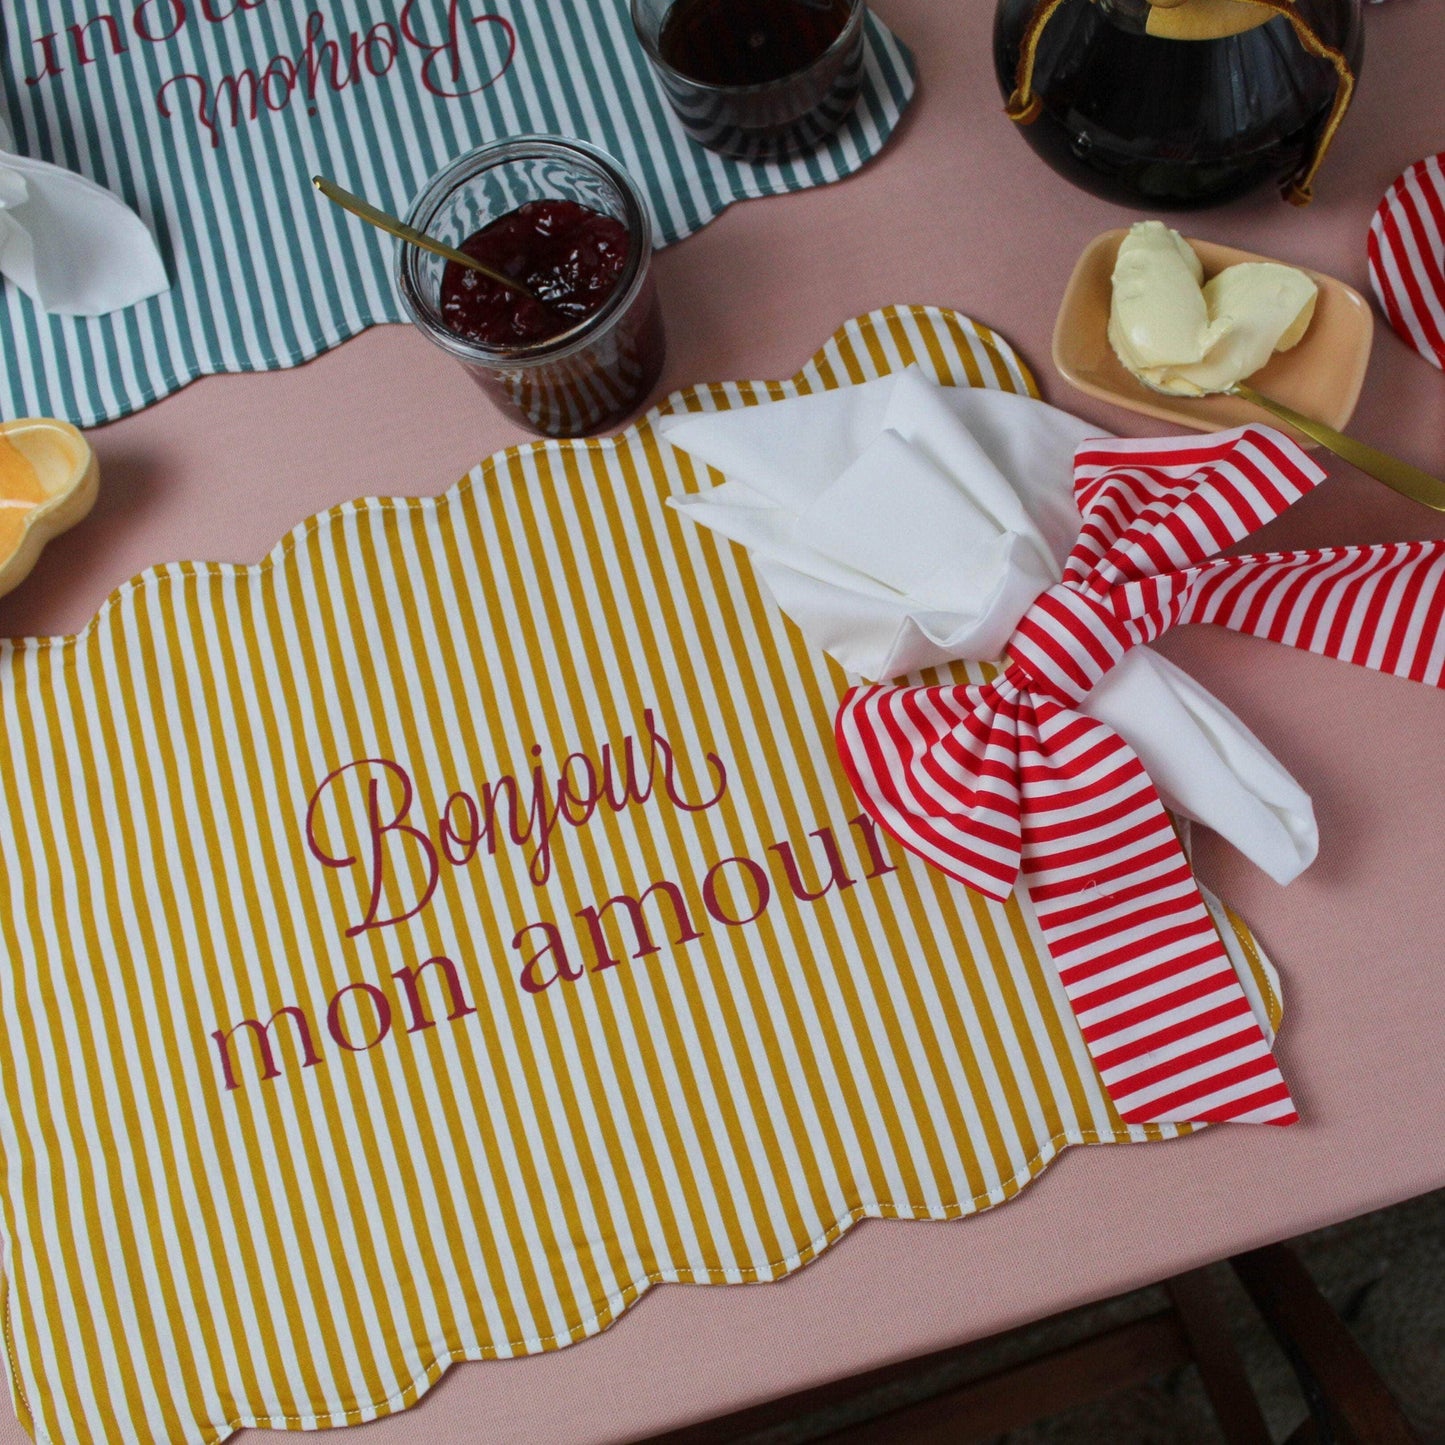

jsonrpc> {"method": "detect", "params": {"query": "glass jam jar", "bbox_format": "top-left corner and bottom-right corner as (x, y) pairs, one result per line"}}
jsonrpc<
(398, 136), (667, 438)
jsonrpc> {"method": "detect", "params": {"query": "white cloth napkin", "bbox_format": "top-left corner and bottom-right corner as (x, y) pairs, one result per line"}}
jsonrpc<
(662, 368), (1319, 887)
(0, 109), (167, 317)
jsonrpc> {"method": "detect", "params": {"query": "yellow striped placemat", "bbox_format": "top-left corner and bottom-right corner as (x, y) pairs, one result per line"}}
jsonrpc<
(0, 306), (1282, 1444)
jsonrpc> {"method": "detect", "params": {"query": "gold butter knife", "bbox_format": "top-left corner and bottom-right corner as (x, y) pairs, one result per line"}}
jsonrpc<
(1232, 382), (1445, 515)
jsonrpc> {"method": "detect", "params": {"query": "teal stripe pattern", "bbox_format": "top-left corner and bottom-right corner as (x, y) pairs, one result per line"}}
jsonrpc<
(0, 2), (915, 428)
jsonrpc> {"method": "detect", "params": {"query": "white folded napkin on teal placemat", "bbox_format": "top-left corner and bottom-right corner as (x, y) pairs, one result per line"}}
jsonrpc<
(0, 109), (166, 317)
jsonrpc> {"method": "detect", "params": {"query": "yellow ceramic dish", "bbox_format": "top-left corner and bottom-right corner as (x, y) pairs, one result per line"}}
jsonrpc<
(0, 419), (98, 600)
(1053, 228), (1374, 448)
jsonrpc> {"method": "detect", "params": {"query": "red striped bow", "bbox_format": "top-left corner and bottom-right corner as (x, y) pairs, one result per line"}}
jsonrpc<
(837, 426), (1445, 1127)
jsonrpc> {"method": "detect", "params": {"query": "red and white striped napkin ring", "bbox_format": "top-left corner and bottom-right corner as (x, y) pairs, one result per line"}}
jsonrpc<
(837, 425), (1445, 1128)
(1368, 152), (1445, 371)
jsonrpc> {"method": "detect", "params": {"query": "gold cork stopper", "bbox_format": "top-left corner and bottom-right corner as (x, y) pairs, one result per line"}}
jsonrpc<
(1145, 0), (1279, 39)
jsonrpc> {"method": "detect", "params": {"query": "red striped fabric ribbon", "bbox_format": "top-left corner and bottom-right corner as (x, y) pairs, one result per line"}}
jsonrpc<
(1368, 151), (1445, 371)
(837, 426), (1445, 1127)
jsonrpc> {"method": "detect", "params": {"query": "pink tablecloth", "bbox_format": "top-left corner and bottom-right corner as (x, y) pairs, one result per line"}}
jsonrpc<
(2, 4), (1443, 1441)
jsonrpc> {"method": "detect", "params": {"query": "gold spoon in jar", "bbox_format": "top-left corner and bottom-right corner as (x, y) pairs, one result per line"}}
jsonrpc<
(312, 175), (542, 302)
(1229, 382), (1445, 514)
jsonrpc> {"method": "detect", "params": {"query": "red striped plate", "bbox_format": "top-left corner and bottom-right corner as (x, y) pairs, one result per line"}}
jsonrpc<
(1368, 152), (1445, 371)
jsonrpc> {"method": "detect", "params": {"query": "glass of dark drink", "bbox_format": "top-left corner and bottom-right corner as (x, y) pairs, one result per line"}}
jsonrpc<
(397, 137), (666, 438)
(631, 0), (867, 161)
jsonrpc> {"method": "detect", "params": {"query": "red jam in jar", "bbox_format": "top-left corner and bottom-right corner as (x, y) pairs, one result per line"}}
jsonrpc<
(440, 200), (632, 349)
(400, 138), (666, 438)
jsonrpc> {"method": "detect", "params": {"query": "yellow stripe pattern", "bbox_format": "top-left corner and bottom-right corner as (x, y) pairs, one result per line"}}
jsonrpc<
(0, 307), (1284, 1443)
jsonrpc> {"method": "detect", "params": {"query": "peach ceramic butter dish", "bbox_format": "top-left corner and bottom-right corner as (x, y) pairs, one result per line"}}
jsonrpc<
(0, 419), (98, 601)
(1053, 228), (1374, 447)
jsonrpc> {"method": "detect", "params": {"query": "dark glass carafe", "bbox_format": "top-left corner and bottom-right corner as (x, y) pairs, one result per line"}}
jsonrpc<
(993, 0), (1363, 210)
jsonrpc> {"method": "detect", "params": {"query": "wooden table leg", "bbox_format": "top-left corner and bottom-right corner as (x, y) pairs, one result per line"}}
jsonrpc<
(1165, 1267), (1272, 1445)
(1231, 1243), (1420, 1445)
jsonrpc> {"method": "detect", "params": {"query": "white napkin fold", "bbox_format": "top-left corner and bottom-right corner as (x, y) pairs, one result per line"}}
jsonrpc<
(0, 109), (167, 317)
(662, 368), (1319, 887)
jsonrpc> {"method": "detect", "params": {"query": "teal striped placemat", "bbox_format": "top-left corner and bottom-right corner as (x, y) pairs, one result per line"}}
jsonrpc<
(0, 3), (914, 427)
